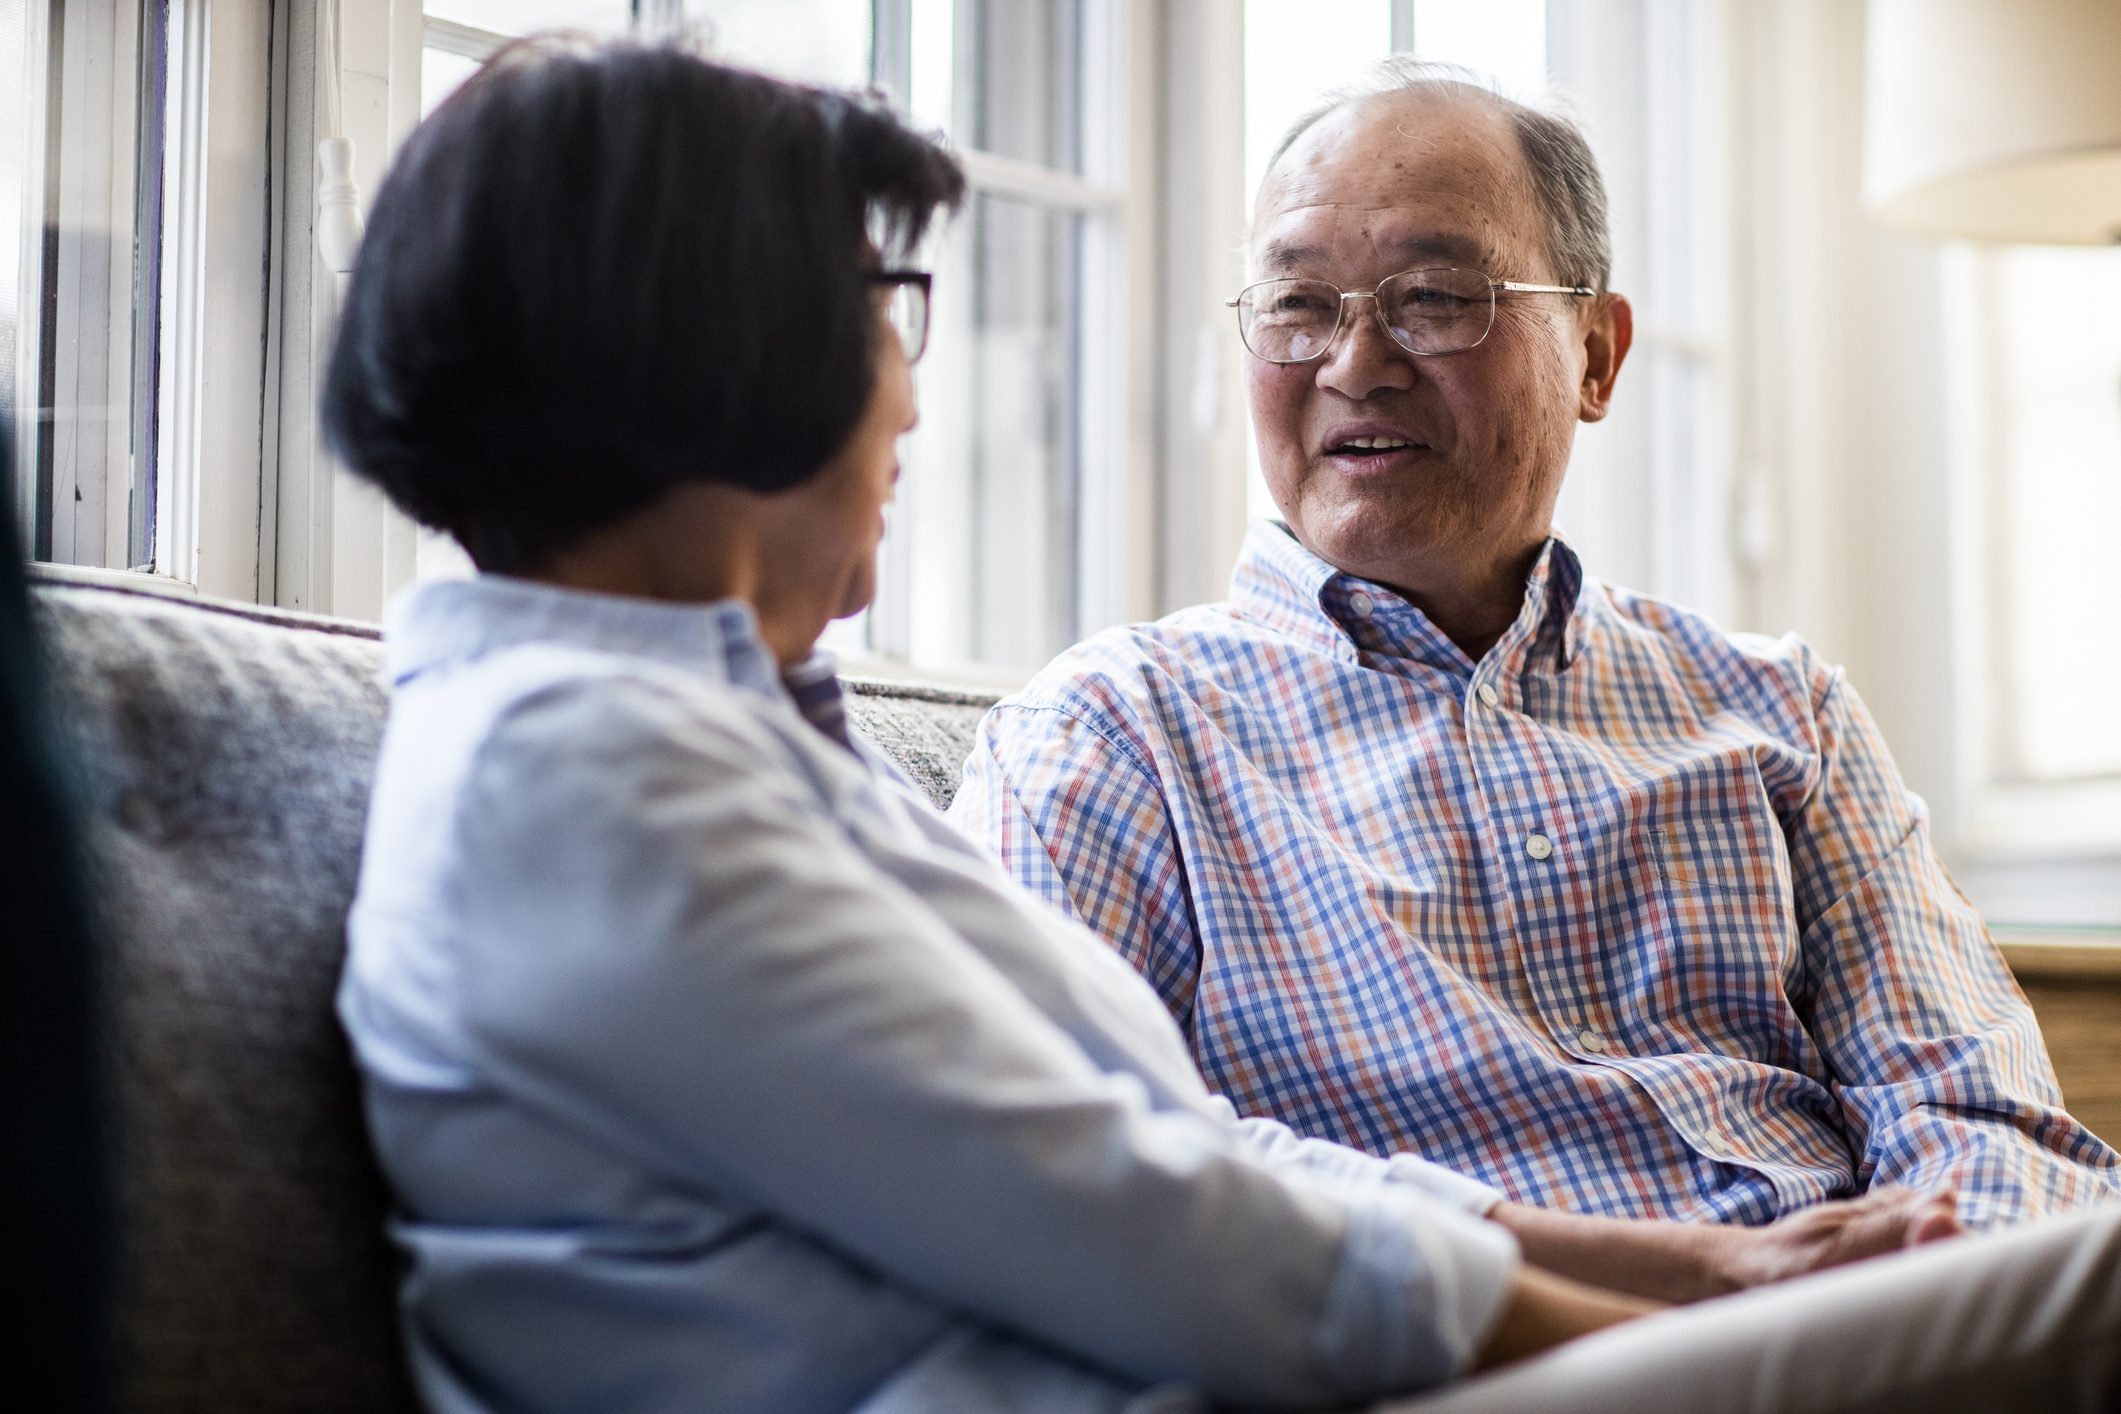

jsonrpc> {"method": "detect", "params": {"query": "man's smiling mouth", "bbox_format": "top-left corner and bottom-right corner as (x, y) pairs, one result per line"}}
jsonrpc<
(1328, 434), (1427, 453)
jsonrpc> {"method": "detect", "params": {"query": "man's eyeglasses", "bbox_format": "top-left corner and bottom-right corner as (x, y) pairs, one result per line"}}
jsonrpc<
(1226, 266), (1595, 363)
(871, 269), (932, 363)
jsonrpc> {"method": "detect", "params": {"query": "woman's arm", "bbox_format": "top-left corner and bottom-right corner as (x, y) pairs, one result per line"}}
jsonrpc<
(1471, 1266), (1660, 1372)
(444, 679), (1518, 1409)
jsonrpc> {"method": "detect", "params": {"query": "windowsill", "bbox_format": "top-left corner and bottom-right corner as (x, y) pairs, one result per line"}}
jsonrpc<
(1959, 855), (2121, 932)
(28, 562), (199, 598)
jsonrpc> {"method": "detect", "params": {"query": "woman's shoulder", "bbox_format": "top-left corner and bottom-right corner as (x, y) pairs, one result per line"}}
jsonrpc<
(381, 639), (805, 831)
(470, 642), (796, 779)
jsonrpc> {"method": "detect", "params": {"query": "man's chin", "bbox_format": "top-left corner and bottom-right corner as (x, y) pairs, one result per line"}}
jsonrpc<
(1294, 503), (1465, 582)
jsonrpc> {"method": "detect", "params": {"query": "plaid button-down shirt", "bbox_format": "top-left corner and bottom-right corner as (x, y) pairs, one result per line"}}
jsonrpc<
(950, 521), (2120, 1228)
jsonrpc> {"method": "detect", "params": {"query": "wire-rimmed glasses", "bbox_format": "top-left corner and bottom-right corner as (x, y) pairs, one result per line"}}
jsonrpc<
(871, 269), (932, 363)
(1226, 267), (1595, 363)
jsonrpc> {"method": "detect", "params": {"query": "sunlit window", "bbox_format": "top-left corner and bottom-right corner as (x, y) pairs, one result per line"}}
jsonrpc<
(422, 1), (869, 117)
(4, 1), (169, 572)
(867, 0), (1108, 672)
(418, 0), (1105, 676)
(1981, 245), (2121, 784)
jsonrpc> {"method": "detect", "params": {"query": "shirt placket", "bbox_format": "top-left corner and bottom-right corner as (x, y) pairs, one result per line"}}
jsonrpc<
(1462, 639), (1616, 1068)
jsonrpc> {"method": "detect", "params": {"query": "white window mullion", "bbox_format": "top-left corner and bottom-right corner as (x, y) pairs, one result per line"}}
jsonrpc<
(157, 0), (272, 600)
(1151, 0), (1247, 614)
(269, 0), (429, 619)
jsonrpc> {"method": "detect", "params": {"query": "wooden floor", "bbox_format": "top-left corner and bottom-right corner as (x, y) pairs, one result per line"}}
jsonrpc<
(2000, 935), (2121, 1148)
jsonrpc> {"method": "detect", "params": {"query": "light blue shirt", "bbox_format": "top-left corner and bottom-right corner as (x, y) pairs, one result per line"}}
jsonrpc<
(340, 575), (1517, 1414)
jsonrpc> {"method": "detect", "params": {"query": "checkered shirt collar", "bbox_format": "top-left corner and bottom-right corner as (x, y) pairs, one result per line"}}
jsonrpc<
(1228, 519), (1592, 672)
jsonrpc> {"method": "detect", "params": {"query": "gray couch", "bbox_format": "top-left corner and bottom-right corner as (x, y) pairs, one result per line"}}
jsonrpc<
(32, 574), (1000, 1413)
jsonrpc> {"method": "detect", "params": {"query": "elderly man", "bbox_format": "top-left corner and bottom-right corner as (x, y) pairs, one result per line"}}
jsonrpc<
(950, 59), (2118, 1275)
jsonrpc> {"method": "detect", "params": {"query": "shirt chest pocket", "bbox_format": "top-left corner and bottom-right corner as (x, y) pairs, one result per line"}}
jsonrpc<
(1653, 812), (1801, 975)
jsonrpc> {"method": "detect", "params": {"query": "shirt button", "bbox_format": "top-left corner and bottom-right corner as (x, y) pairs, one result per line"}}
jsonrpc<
(1524, 831), (1554, 861)
(1348, 591), (1375, 618)
(1576, 1028), (1607, 1053)
(1476, 683), (1500, 709)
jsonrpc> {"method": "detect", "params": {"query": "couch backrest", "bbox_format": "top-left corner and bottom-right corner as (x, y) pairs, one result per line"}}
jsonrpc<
(31, 576), (997, 1412)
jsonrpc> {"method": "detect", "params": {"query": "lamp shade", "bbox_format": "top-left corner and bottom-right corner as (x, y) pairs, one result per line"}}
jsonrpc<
(1864, 0), (2121, 244)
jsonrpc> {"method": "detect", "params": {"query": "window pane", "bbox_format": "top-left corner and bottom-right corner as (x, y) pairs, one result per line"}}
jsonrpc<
(7, 0), (167, 571)
(0, 3), (26, 452)
(1409, 0), (1546, 100)
(1243, 0), (1390, 211)
(425, 1), (633, 37)
(422, 46), (482, 116)
(688, 0), (870, 87)
(422, 2), (873, 113)
(963, 0), (1081, 171)
(898, 195), (1082, 669)
(1989, 245), (2121, 782)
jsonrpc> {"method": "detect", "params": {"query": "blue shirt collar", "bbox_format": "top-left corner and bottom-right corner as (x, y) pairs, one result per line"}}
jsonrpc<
(1228, 520), (1591, 674)
(384, 576), (852, 744)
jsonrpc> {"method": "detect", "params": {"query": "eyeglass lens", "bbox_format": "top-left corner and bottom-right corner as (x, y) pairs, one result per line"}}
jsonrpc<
(886, 282), (929, 363)
(1236, 267), (1498, 362)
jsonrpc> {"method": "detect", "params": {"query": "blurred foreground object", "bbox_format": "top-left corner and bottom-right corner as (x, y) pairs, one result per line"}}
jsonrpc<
(0, 421), (113, 1407)
(1864, 0), (2121, 243)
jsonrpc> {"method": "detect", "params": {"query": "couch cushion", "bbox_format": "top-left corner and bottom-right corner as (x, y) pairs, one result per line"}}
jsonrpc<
(36, 581), (416, 1413)
(32, 575), (999, 1411)
(840, 675), (998, 811)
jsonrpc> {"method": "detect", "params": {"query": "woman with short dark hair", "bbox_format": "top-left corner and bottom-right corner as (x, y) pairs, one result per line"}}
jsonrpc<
(327, 35), (2121, 1414)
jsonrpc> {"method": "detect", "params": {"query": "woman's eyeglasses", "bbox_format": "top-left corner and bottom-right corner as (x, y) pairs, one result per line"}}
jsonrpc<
(871, 270), (932, 363)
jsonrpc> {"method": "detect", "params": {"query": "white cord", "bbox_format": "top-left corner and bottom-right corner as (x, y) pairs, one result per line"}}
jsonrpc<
(315, 0), (364, 274)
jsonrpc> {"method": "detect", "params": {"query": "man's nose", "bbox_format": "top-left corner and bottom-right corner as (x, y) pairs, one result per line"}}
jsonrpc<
(1315, 293), (1418, 399)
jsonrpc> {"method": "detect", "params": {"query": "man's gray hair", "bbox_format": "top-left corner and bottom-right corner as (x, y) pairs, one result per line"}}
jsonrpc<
(1264, 57), (1612, 294)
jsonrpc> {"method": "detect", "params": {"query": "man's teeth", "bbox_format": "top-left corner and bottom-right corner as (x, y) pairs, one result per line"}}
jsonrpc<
(1337, 436), (1416, 451)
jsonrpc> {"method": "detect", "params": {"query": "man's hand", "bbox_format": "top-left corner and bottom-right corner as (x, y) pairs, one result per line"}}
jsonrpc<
(1704, 1187), (1963, 1293)
(1487, 1188), (1963, 1305)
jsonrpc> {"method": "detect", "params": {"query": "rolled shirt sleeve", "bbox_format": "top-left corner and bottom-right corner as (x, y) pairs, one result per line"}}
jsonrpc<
(447, 677), (1518, 1407)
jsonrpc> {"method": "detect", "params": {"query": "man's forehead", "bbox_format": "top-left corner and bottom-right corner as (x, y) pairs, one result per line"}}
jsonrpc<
(1252, 90), (1536, 269)
(1254, 224), (1501, 276)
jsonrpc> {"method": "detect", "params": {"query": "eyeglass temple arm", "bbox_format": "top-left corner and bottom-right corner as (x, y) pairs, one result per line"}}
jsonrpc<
(1497, 280), (1597, 296)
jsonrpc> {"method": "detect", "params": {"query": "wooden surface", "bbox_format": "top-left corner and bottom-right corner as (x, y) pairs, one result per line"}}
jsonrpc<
(1999, 932), (2121, 1148)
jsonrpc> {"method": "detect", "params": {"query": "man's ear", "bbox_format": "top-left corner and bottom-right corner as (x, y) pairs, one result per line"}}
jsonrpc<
(1577, 292), (1632, 424)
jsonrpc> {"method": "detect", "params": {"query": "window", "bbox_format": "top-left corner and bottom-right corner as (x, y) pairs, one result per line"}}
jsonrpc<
(864, 0), (1126, 673)
(424, 0), (870, 112)
(4, 1), (170, 574)
(1944, 241), (2121, 899)
(1976, 246), (2121, 787)
(418, 0), (1126, 676)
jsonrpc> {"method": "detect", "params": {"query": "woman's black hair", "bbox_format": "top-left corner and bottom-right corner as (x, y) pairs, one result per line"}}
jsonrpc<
(320, 37), (963, 574)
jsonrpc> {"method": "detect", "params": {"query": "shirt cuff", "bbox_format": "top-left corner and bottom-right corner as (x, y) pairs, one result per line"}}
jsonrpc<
(1310, 1192), (1521, 1397)
(1381, 1152), (1507, 1217)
